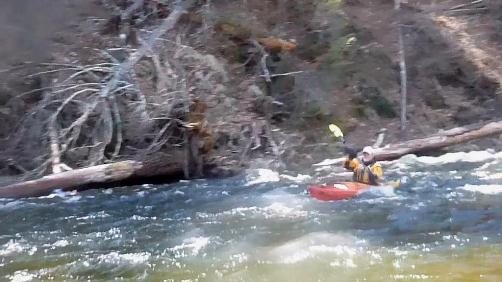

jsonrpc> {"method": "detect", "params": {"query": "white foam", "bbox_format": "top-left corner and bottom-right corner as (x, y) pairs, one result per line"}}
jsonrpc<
(262, 203), (308, 219)
(473, 171), (502, 180)
(245, 169), (280, 186)
(314, 166), (333, 172)
(0, 239), (37, 256)
(313, 157), (345, 167)
(77, 211), (110, 220)
(268, 232), (360, 264)
(414, 151), (494, 165)
(280, 173), (312, 183)
(130, 215), (147, 221)
(97, 251), (151, 265)
(64, 195), (82, 203)
(52, 239), (69, 248)
(0, 240), (25, 256)
(330, 258), (358, 268)
(389, 161), (413, 171)
(367, 186), (397, 197)
(221, 206), (259, 217)
(392, 274), (435, 280)
(460, 184), (502, 195)
(0, 200), (29, 211)
(173, 190), (185, 196)
(7, 270), (36, 282)
(136, 191), (147, 197)
(41, 189), (69, 199)
(280, 246), (357, 264)
(212, 203), (308, 220)
(171, 236), (210, 256)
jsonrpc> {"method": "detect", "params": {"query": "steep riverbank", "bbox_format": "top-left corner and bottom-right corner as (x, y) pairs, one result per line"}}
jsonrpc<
(1, 0), (502, 182)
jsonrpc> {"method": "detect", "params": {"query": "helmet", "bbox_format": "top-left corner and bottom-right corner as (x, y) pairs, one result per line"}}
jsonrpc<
(362, 146), (374, 155)
(362, 146), (375, 162)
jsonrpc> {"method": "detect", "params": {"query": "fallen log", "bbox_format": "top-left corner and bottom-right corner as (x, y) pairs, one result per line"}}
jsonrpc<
(0, 158), (185, 198)
(313, 120), (502, 166)
(374, 121), (502, 161)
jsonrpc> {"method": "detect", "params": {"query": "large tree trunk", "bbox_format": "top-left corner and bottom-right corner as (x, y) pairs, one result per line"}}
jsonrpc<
(314, 120), (502, 167)
(395, 0), (408, 131)
(0, 157), (185, 198)
(374, 121), (502, 160)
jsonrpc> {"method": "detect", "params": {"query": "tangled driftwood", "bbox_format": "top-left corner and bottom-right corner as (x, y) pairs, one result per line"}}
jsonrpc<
(3, 120), (502, 198)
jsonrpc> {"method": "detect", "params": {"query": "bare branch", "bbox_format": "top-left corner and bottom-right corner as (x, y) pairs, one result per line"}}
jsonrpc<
(122, 0), (145, 20)
(260, 71), (304, 78)
(449, 0), (484, 11)
(48, 120), (63, 174)
(50, 88), (99, 120)
(251, 40), (272, 83)
(445, 7), (488, 14)
(101, 0), (195, 98)
(145, 120), (173, 154)
(110, 96), (123, 159)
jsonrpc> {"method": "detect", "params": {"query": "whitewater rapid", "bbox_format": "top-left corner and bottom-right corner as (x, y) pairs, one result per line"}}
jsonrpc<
(1, 150), (501, 281)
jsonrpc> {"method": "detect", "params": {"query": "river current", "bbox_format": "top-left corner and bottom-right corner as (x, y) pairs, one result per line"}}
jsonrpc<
(1, 151), (501, 281)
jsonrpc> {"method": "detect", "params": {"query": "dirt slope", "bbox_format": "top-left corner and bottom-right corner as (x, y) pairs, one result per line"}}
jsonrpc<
(1, 0), (502, 177)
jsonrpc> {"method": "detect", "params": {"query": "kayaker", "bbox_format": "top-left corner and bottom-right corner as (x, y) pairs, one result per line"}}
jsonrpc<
(343, 146), (383, 185)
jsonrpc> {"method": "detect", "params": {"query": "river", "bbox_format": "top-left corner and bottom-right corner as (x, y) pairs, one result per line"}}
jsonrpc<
(1, 151), (501, 281)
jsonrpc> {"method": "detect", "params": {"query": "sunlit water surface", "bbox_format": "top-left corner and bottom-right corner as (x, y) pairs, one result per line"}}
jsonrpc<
(1, 151), (501, 281)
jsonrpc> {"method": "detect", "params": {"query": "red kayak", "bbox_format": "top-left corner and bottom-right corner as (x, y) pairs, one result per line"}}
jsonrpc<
(308, 182), (371, 201)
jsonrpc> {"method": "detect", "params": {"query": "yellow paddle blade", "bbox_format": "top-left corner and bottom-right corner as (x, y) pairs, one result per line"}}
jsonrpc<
(328, 124), (344, 138)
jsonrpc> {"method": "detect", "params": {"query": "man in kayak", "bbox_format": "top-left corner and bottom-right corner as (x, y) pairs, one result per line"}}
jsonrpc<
(343, 146), (383, 185)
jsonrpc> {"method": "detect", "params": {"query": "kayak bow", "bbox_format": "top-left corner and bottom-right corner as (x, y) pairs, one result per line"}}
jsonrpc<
(308, 182), (371, 201)
(308, 179), (401, 201)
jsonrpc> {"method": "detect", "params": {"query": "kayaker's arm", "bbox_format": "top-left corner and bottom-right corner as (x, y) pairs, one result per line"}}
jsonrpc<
(371, 163), (383, 179)
(343, 148), (359, 171)
(343, 158), (360, 171)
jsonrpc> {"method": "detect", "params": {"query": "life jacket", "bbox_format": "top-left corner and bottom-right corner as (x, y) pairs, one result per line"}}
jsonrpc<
(344, 158), (383, 185)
